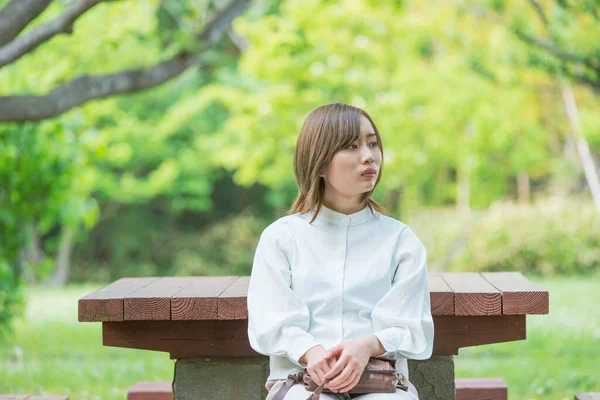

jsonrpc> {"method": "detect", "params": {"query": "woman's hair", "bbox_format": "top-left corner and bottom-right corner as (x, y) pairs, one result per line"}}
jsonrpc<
(287, 103), (387, 223)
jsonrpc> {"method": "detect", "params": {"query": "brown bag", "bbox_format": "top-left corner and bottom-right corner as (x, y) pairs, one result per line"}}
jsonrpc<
(271, 357), (408, 400)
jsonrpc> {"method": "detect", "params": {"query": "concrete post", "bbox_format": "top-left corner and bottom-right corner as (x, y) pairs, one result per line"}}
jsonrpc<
(174, 357), (269, 400)
(409, 355), (455, 400)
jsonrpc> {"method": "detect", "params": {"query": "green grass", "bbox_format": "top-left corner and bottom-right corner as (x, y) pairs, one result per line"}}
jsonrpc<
(0, 277), (598, 399)
(454, 277), (600, 399)
(0, 285), (173, 400)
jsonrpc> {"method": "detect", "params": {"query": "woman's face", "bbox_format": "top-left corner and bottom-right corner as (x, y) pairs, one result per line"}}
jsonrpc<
(320, 115), (382, 202)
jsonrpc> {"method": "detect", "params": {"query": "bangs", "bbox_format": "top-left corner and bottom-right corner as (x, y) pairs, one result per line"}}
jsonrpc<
(327, 107), (362, 153)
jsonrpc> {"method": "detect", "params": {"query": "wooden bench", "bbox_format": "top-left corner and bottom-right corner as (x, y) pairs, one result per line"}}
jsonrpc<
(78, 272), (548, 400)
(127, 382), (172, 400)
(575, 394), (600, 400)
(456, 378), (507, 400)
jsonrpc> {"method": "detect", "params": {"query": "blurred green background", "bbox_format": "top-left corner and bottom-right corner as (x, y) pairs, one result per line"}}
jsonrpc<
(1, 0), (599, 399)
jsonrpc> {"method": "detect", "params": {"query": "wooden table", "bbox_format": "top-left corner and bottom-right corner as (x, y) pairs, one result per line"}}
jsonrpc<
(78, 272), (549, 399)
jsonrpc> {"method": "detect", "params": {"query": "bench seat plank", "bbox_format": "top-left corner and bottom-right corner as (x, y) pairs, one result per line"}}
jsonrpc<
(125, 278), (195, 320)
(78, 278), (157, 322)
(171, 276), (238, 320)
(217, 276), (250, 320)
(441, 273), (502, 316)
(482, 272), (549, 315)
(429, 273), (455, 315)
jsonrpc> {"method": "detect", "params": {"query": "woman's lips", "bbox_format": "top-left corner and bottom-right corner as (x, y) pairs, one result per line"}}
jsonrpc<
(362, 172), (377, 179)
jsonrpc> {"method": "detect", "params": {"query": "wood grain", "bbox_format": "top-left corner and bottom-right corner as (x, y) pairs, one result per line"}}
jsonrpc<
(217, 276), (249, 320)
(124, 278), (193, 320)
(171, 276), (238, 320)
(482, 272), (549, 315)
(429, 273), (455, 315)
(78, 278), (156, 322)
(441, 273), (502, 316)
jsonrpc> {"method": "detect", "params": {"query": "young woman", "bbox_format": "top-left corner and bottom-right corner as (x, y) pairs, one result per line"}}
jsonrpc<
(247, 103), (434, 399)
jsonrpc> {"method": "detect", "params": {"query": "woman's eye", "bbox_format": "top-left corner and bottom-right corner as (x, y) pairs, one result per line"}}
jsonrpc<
(346, 142), (378, 149)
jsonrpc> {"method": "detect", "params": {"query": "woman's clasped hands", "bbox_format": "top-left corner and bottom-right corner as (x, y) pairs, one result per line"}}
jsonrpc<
(305, 336), (375, 394)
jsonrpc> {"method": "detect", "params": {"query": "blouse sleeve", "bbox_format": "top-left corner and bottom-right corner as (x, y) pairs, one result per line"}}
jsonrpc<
(246, 222), (321, 368)
(371, 227), (434, 360)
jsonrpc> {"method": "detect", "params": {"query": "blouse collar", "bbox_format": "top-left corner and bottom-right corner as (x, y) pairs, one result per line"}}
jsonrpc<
(313, 203), (376, 226)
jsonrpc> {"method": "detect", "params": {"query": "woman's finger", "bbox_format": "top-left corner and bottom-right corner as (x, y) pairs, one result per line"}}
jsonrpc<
(326, 357), (337, 373)
(310, 366), (325, 386)
(322, 354), (349, 381)
(338, 371), (361, 393)
(327, 364), (355, 389)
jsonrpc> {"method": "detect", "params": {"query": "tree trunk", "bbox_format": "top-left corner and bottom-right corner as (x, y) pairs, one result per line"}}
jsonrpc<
(22, 225), (44, 284)
(456, 123), (475, 216)
(517, 171), (531, 204)
(561, 83), (600, 213)
(48, 226), (75, 286)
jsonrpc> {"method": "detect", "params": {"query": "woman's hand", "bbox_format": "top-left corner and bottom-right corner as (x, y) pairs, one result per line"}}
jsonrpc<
(302, 345), (337, 387)
(322, 335), (381, 393)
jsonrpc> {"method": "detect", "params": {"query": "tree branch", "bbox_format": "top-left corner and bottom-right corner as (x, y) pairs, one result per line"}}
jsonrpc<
(0, 0), (102, 69)
(514, 29), (600, 74)
(0, 53), (197, 122)
(0, 0), (251, 122)
(0, 0), (53, 47)
(527, 0), (549, 27)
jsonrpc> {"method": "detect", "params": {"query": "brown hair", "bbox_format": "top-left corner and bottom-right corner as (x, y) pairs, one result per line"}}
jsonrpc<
(287, 103), (387, 223)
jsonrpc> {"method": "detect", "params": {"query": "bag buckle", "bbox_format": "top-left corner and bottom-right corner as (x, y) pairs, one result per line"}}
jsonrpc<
(394, 372), (409, 392)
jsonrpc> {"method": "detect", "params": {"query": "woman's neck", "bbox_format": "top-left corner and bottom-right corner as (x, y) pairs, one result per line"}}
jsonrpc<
(321, 197), (366, 215)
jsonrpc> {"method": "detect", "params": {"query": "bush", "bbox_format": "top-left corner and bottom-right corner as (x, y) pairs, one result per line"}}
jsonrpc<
(447, 197), (600, 276)
(173, 212), (269, 276)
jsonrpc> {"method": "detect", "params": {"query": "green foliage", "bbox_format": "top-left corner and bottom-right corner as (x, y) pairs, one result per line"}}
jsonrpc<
(0, 261), (23, 338)
(174, 212), (269, 276)
(475, 0), (600, 91)
(195, 0), (600, 213)
(0, 121), (98, 331)
(448, 197), (600, 276)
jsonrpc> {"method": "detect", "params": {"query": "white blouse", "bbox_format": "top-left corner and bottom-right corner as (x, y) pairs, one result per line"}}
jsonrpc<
(246, 203), (434, 381)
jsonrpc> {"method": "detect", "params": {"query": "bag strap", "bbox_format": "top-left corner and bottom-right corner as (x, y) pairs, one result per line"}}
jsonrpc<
(305, 382), (325, 400)
(271, 372), (304, 400)
(271, 373), (351, 400)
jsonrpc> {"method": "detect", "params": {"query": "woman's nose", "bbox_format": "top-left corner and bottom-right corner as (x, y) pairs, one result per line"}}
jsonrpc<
(362, 147), (375, 163)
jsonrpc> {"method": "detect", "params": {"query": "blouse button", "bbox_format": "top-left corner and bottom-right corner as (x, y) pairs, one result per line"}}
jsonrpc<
(341, 218), (347, 222)
(339, 247), (344, 253)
